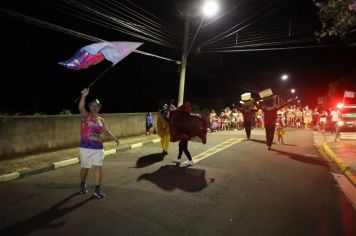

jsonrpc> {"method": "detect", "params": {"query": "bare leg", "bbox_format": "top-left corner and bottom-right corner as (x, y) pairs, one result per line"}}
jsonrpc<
(80, 168), (89, 182)
(94, 166), (102, 186)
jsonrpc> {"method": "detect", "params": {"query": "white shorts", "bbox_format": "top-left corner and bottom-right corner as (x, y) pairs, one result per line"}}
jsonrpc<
(80, 148), (104, 168)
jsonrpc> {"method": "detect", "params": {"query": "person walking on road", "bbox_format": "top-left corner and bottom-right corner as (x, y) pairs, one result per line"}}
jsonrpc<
(157, 104), (170, 155)
(146, 112), (153, 135)
(257, 89), (296, 150)
(79, 88), (119, 199)
(275, 120), (285, 144)
(234, 93), (257, 139)
(169, 102), (208, 166)
(330, 107), (340, 134)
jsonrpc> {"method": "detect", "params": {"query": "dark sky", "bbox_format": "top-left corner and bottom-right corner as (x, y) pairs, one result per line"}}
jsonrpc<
(1, 0), (355, 114)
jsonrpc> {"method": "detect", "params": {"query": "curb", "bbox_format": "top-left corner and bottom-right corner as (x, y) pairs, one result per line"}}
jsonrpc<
(322, 143), (356, 186)
(53, 158), (80, 169)
(0, 138), (161, 183)
(0, 172), (20, 182)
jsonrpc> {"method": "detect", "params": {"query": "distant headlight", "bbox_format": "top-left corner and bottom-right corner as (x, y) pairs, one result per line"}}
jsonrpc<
(338, 120), (344, 126)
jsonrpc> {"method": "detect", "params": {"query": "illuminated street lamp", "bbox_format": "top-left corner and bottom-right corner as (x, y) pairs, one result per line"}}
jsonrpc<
(281, 74), (289, 81)
(178, 1), (218, 106)
(202, 1), (218, 16)
(291, 88), (296, 93)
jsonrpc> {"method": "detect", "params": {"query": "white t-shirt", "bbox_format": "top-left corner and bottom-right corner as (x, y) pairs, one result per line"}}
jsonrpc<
(330, 110), (339, 122)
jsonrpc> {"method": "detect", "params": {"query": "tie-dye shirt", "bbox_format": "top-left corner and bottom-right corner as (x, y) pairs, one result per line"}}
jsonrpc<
(80, 115), (105, 149)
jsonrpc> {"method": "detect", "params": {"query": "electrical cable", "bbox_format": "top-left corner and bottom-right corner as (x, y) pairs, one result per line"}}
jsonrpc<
(0, 7), (180, 63)
(200, 0), (284, 47)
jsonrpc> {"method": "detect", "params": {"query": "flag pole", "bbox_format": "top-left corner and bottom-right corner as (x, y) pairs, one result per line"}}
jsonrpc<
(73, 65), (113, 103)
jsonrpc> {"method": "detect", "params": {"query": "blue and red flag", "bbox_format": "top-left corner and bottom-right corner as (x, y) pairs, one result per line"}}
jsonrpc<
(59, 41), (143, 70)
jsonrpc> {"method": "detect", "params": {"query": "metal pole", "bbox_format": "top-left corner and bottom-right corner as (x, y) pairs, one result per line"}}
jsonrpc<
(178, 15), (190, 107)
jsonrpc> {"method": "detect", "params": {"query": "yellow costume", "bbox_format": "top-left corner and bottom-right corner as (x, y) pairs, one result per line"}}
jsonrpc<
(157, 114), (170, 152)
(275, 128), (286, 136)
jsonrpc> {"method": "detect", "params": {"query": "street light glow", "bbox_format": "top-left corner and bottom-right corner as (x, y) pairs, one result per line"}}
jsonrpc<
(291, 88), (296, 93)
(202, 1), (218, 16)
(281, 74), (289, 80)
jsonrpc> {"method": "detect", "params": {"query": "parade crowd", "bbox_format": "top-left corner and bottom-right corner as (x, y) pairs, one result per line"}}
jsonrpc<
(208, 104), (340, 133)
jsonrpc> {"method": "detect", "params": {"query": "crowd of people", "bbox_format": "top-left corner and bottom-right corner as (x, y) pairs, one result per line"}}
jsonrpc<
(208, 104), (340, 133)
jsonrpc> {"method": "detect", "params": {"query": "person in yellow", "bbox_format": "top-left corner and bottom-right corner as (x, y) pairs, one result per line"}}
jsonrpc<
(157, 104), (171, 155)
(275, 120), (286, 144)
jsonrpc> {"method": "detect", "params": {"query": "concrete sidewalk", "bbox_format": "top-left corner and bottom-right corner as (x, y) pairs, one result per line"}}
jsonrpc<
(0, 134), (161, 183)
(315, 131), (356, 186)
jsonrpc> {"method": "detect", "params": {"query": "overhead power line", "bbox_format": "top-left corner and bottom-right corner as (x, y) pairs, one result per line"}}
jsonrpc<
(43, 1), (176, 48)
(0, 7), (180, 64)
(200, 0), (285, 47)
(200, 44), (339, 53)
(56, 0), (179, 48)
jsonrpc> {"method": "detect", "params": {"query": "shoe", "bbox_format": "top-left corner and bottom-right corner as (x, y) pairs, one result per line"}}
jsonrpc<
(186, 160), (194, 166)
(79, 183), (88, 194)
(94, 189), (106, 199)
(173, 158), (182, 163)
(162, 151), (168, 155)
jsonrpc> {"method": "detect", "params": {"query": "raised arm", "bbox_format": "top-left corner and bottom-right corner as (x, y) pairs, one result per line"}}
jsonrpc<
(276, 97), (298, 110)
(79, 88), (89, 117)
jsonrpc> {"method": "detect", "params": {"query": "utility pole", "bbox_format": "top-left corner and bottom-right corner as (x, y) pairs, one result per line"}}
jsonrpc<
(178, 15), (190, 107)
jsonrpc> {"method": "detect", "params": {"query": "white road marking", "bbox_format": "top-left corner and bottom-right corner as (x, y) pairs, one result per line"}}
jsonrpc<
(182, 138), (243, 165)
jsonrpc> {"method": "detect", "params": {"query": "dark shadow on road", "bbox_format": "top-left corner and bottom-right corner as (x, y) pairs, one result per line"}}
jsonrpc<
(0, 192), (94, 235)
(135, 153), (165, 168)
(137, 165), (214, 192)
(270, 149), (327, 166)
(248, 139), (265, 144)
(249, 139), (271, 145)
(35, 182), (78, 189)
(248, 139), (296, 147)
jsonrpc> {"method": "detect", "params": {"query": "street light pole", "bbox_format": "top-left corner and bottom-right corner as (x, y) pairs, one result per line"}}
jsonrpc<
(177, 1), (218, 107)
(178, 16), (190, 107)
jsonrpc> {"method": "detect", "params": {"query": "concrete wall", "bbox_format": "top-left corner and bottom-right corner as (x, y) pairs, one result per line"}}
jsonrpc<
(0, 113), (157, 160)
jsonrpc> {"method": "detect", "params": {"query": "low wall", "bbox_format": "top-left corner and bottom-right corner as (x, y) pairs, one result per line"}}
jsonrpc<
(0, 113), (157, 160)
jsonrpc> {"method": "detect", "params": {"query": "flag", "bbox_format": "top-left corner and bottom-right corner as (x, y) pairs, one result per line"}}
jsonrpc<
(344, 90), (355, 98)
(59, 41), (143, 70)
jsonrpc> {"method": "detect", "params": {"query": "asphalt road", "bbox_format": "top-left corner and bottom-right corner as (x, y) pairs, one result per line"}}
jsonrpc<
(0, 129), (355, 236)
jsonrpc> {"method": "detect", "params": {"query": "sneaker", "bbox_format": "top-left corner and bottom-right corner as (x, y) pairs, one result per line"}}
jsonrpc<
(173, 158), (182, 163)
(79, 183), (88, 194)
(186, 160), (194, 166)
(94, 189), (106, 199)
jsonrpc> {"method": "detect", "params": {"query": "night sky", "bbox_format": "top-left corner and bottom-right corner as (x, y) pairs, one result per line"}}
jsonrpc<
(1, 0), (355, 115)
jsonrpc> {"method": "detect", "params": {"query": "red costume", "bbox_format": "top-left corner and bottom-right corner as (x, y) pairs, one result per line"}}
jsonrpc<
(169, 102), (208, 144)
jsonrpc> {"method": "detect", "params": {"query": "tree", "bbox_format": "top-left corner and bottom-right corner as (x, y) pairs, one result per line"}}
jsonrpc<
(314, 0), (356, 40)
